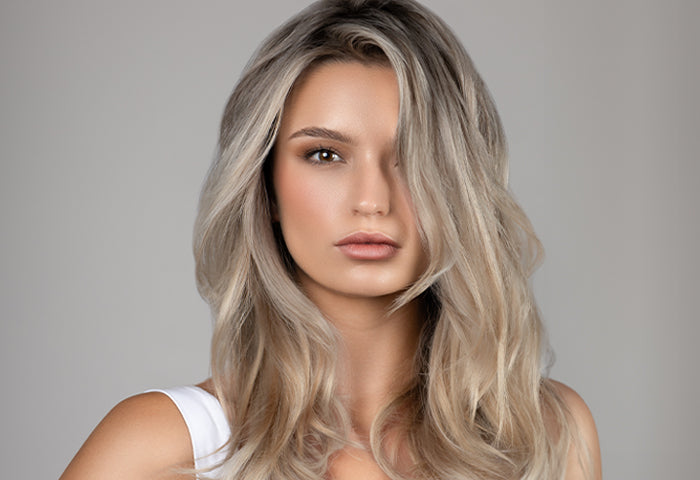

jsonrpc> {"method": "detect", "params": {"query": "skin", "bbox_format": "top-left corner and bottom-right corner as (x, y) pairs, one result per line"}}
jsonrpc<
(272, 61), (426, 438)
(60, 62), (601, 480)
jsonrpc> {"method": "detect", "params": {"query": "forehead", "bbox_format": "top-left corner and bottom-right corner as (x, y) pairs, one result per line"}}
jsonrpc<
(279, 61), (400, 136)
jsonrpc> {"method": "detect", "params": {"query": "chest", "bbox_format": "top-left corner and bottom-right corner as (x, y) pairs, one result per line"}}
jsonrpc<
(327, 447), (394, 480)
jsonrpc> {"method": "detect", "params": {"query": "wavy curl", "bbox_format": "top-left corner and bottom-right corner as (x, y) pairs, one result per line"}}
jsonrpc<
(194, 1), (580, 478)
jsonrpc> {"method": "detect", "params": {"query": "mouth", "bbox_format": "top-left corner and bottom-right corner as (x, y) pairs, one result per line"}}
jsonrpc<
(334, 232), (399, 260)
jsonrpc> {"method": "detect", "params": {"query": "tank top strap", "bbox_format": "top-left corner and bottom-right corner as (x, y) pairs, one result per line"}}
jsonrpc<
(146, 386), (231, 475)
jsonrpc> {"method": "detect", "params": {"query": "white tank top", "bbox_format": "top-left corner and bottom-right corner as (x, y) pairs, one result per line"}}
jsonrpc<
(146, 386), (230, 477)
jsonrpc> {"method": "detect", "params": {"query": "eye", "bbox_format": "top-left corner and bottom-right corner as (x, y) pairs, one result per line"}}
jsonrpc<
(306, 147), (342, 164)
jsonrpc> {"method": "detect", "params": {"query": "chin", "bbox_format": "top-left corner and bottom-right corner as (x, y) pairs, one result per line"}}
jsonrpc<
(337, 282), (410, 300)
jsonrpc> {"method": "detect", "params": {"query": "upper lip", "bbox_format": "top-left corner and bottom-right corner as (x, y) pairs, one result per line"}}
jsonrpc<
(335, 232), (399, 247)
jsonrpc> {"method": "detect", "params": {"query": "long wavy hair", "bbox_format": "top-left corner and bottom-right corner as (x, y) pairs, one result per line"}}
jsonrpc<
(194, 1), (579, 478)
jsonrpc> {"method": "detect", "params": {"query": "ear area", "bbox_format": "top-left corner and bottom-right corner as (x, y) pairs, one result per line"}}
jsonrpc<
(262, 152), (279, 222)
(270, 200), (280, 222)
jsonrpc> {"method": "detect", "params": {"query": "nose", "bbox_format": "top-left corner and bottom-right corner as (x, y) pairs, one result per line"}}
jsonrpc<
(350, 159), (392, 216)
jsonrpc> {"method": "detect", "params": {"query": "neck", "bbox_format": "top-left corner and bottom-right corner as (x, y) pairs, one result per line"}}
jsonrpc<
(307, 288), (423, 437)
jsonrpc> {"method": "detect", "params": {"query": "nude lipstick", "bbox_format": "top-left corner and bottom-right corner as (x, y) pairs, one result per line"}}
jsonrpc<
(335, 232), (399, 260)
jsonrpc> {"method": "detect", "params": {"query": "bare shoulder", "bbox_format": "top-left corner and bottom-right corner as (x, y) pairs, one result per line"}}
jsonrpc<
(60, 392), (193, 480)
(548, 380), (602, 480)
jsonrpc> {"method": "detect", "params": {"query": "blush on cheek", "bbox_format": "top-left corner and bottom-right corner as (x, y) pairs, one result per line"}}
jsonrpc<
(278, 179), (330, 221)
(273, 161), (343, 258)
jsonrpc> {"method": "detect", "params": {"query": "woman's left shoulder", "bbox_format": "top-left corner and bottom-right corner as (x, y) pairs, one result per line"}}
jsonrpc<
(547, 380), (596, 427)
(547, 379), (602, 480)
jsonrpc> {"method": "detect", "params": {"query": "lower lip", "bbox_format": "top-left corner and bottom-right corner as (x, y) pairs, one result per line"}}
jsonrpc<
(337, 243), (398, 260)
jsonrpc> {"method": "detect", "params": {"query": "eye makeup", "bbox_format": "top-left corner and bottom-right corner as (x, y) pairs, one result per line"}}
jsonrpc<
(302, 145), (344, 165)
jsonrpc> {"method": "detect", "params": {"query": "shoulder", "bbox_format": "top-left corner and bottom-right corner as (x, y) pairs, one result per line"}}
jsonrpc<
(547, 380), (602, 480)
(60, 392), (193, 480)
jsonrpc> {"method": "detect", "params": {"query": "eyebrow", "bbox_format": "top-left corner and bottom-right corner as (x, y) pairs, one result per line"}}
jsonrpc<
(287, 127), (355, 144)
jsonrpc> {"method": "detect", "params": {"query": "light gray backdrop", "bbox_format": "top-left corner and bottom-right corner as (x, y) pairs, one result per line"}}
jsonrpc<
(1, 1), (697, 479)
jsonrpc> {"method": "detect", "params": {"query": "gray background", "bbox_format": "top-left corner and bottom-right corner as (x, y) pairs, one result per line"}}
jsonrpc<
(1, 1), (697, 478)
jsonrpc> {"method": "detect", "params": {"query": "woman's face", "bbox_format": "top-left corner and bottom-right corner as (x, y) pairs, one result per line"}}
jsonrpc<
(272, 61), (426, 304)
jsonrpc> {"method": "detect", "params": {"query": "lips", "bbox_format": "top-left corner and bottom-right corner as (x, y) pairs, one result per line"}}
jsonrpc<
(335, 232), (399, 260)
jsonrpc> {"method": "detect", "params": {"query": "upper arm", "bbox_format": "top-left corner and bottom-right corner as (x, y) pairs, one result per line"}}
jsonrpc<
(551, 380), (602, 480)
(59, 392), (194, 480)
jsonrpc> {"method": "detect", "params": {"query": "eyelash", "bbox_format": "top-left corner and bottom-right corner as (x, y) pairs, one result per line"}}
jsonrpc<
(303, 146), (343, 165)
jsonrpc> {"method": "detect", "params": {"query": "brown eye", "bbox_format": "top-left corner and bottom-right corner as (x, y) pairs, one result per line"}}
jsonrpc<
(319, 150), (334, 161)
(307, 148), (341, 164)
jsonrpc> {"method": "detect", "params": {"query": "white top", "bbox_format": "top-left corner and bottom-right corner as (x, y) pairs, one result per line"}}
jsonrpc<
(146, 386), (230, 477)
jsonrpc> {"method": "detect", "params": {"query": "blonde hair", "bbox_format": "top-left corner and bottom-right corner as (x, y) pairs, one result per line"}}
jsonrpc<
(194, 0), (580, 478)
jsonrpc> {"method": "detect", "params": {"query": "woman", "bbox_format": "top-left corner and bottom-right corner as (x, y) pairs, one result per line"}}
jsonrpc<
(60, 1), (601, 479)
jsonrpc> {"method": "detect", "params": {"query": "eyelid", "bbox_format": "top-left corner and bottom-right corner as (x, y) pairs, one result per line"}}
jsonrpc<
(303, 145), (344, 164)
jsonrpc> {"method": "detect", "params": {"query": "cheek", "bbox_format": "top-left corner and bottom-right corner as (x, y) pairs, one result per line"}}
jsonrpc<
(273, 164), (341, 243)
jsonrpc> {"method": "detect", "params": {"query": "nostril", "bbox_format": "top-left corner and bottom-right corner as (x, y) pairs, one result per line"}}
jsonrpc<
(353, 199), (387, 216)
(350, 161), (393, 216)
